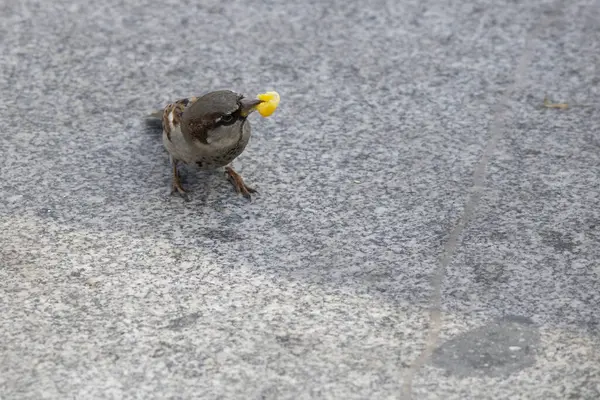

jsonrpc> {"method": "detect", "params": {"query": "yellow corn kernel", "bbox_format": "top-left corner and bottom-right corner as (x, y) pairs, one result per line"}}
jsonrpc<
(256, 91), (280, 117)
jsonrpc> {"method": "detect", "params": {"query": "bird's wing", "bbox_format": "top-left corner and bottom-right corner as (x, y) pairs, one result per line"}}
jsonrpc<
(146, 96), (199, 119)
(160, 96), (199, 141)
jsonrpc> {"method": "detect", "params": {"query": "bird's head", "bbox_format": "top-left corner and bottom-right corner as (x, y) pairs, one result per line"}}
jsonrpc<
(181, 90), (278, 144)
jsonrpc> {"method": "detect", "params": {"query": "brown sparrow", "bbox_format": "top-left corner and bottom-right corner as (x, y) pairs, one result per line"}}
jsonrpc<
(152, 90), (279, 200)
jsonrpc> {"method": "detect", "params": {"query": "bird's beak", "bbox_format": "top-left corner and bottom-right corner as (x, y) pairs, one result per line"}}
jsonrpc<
(239, 97), (264, 116)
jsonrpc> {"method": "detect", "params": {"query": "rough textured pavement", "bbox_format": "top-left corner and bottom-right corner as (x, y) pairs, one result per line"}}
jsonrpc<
(1, 0), (599, 398)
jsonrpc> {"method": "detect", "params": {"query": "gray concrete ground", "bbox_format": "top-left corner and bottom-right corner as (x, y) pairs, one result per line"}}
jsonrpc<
(1, 0), (599, 398)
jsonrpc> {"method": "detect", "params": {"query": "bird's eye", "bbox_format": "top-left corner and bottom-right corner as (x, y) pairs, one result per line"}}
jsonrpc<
(220, 114), (234, 124)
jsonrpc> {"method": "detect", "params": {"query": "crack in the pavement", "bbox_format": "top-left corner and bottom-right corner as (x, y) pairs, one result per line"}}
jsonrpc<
(400, 6), (562, 398)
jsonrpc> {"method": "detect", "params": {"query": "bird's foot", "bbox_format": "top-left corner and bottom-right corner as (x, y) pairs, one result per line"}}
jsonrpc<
(171, 162), (190, 201)
(225, 166), (257, 200)
(171, 176), (187, 196)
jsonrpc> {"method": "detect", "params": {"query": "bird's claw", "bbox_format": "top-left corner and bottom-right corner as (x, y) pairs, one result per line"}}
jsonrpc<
(170, 161), (190, 201)
(225, 167), (257, 200)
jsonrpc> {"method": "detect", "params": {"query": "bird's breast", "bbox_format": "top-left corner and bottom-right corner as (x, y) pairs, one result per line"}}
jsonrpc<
(163, 120), (251, 168)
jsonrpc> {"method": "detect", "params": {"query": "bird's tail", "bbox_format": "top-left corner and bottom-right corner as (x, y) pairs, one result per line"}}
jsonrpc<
(147, 109), (164, 119)
(144, 108), (164, 131)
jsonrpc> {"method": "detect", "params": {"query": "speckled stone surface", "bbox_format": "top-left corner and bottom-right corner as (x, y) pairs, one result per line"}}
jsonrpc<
(1, 0), (599, 399)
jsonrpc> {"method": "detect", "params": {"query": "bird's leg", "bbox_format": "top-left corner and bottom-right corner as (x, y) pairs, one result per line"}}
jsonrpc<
(170, 158), (187, 197)
(225, 166), (257, 199)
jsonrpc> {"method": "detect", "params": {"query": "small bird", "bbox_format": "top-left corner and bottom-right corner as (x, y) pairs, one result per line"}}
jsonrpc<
(153, 89), (279, 200)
